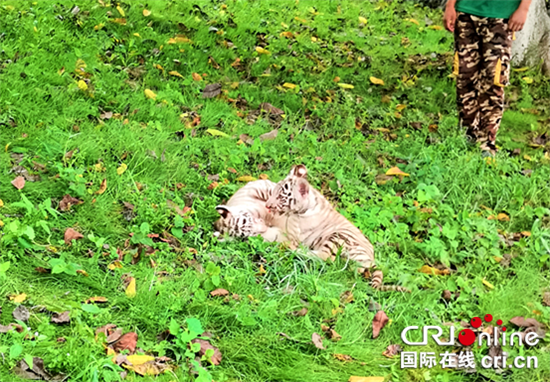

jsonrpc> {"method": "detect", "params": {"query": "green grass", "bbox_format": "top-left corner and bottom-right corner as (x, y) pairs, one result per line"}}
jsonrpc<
(1, 0), (550, 381)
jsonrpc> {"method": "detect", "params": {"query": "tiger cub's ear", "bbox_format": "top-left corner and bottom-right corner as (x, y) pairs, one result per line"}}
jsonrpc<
(297, 179), (309, 197)
(216, 205), (232, 219)
(290, 164), (307, 178)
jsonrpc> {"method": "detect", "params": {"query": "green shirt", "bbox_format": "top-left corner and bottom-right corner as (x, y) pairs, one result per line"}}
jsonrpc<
(455, 0), (521, 19)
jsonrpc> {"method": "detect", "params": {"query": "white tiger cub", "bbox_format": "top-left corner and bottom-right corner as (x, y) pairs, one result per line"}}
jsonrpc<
(214, 179), (289, 243)
(265, 165), (410, 293)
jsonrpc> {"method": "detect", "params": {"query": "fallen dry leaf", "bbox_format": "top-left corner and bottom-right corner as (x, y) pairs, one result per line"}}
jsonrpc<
(59, 194), (83, 211)
(236, 175), (256, 182)
(289, 307), (308, 316)
(333, 353), (353, 361)
(125, 277), (136, 298)
(107, 328), (123, 343)
(259, 174), (269, 180)
(0, 324), (24, 333)
(85, 296), (108, 304)
(202, 83), (222, 98)
(191, 338), (223, 365)
(312, 332), (325, 349)
(543, 292), (550, 307)
(10, 293), (27, 303)
(64, 228), (84, 245)
(385, 166), (409, 177)
(349, 377), (384, 382)
(419, 265), (450, 276)
(117, 163), (128, 175)
(210, 288), (229, 297)
(259, 103), (284, 115)
(13, 305), (30, 322)
(14, 357), (66, 381)
(382, 344), (402, 358)
(112, 332), (138, 354)
(372, 310), (389, 339)
(370, 77), (384, 86)
(338, 83), (354, 89)
(192, 72), (203, 81)
(144, 89), (157, 100)
(96, 178), (107, 194)
(11, 176), (25, 190)
(259, 129), (278, 141)
(51, 311), (70, 324)
(143, 9), (151, 16)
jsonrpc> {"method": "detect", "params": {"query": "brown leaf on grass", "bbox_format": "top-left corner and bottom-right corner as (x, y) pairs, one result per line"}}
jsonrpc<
(11, 176), (25, 190)
(372, 310), (389, 339)
(112, 332), (138, 353)
(64, 228), (84, 245)
(543, 292), (550, 307)
(95, 324), (117, 338)
(210, 288), (229, 297)
(419, 265), (450, 276)
(312, 332), (325, 349)
(35, 267), (51, 274)
(191, 339), (223, 365)
(51, 311), (70, 324)
(0, 323), (24, 333)
(107, 328), (123, 343)
(96, 178), (107, 194)
(442, 290), (452, 301)
(340, 291), (354, 304)
(328, 329), (342, 342)
(100, 111), (113, 120)
(192, 72), (203, 81)
(13, 305), (30, 322)
(289, 307), (308, 316)
(85, 296), (108, 304)
(239, 134), (254, 145)
(166, 200), (190, 217)
(375, 174), (394, 185)
(259, 129), (278, 141)
(14, 357), (66, 381)
(333, 353), (353, 361)
(59, 194), (83, 211)
(202, 83), (221, 98)
(259, 103), (284, 115)
(509, 316), (542, 328)
(207, 181), (219, 190)
(382, 344), (402, 358)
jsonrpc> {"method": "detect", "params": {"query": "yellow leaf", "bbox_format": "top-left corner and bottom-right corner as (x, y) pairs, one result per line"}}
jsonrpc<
(111, 18), (127, 25)
(77, 80), (88, 91)
(428, 25), (443, 30)
(106, 347), (116, 356)
(513, 67), (529, 72)
(333, 76), (340, 82)
(144, 89), (157, 100)
(192, 72), (202, 81)
(385, 166), (409, 177)
(255, 46), (270, 55)
(370, 77), (384, 85)
(283, 82), (297, 89)
(0, 221), (4, 228)
(359, 16), (368, 24)
(94, 23), (105, 30)
(168, 70), (183, 78)
(523, 154), (532, 161)
(419, 265), (450, 276)
(496, 213), (510, 222)
(408, 18), (419, 25)
(482, 278), (494, 289)
(338, 83), (354, 89)
(493, 256), (503, 263)
(115, 5), (125, 16)
(294, 17), (308, 23)
(0, 199), (3, 208)
(96, 179), (107, 195)
(143, 9), (151, 17)
(349, 377), (384, 382)
(10, 293), (27, 303)
(117, 163), (127, 175)
(107, 261), (123, 270)
(522, 77), (533, 84)
(396, 104), (407, 111)
(230, 82), (239, 89)
(126, 355), (155, 365)
(167, 36), (191, 44)
(77, 270), (89, 277)
(236, 175), (257, 182)
(206, 128), (229, 137)
(133, 33), (140, 37)
(259, 174), (269, 180)
(154, 63), (164, 72)
(280, 31), (294, 38)
(125, 277), (136, 298)
(381, 95), (391, 103)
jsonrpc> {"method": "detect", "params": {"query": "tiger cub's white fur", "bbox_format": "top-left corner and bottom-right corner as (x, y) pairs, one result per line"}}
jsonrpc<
(265, 165), (375, 272)
(214, 180), (289, 242)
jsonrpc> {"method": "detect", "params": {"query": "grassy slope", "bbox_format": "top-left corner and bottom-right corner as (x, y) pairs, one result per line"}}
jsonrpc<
(0, 0), (549, 381)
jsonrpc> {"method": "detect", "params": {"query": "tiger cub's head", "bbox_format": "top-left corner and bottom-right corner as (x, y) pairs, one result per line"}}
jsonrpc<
(266, 165), (310, 214)
(214, 205), (268, 238)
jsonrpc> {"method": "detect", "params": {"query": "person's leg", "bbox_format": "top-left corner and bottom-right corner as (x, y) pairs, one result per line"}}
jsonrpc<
(454, 12), (482, 140)
(477, 17), (513, 153)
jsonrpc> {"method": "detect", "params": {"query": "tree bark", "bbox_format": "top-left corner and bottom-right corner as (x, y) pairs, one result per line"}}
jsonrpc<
(511, 0), (550, 75)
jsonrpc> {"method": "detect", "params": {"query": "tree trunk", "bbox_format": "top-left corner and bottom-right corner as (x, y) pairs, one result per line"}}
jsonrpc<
(511, 0), (550, 75)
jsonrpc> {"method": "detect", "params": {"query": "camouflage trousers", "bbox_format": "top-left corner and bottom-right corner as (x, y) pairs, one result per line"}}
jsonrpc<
(454, 12), (513, 151)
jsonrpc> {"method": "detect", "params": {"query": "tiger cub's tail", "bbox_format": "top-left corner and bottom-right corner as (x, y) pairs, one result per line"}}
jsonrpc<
(370, 270), (411, 293)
